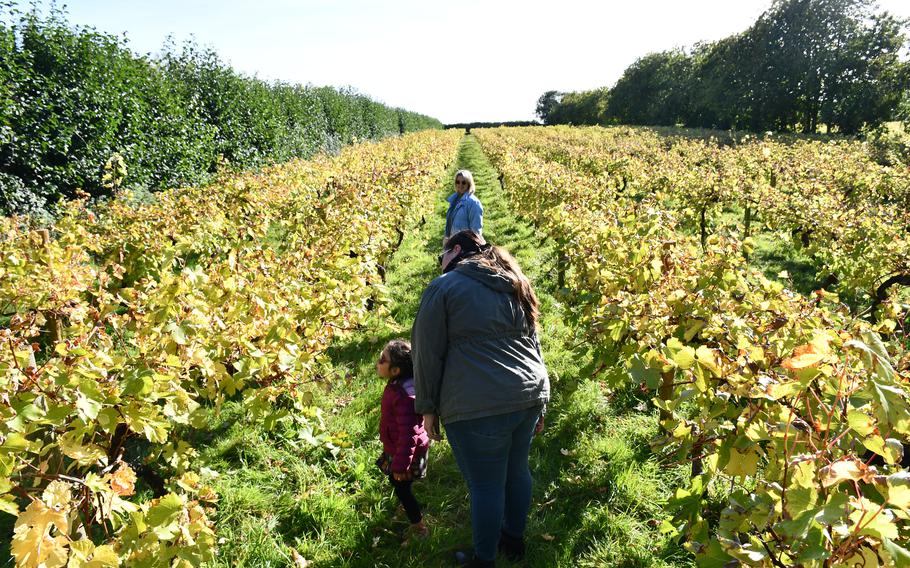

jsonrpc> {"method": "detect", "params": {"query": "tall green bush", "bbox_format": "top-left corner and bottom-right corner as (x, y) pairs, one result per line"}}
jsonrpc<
(0, 4), (442, 217)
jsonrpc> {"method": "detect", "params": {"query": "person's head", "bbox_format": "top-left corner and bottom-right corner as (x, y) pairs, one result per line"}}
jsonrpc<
(439, 230), (540, 329)
(454, 170), (475, 196)
(439, 230), (487, 272)
(376, 339), (413, 380)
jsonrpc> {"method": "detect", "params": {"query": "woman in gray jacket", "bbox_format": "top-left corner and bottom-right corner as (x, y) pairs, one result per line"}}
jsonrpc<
(412, 230), (549, 567)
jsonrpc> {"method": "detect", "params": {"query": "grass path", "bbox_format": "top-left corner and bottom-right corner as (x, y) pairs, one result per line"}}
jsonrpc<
(203, 135), (693, 567)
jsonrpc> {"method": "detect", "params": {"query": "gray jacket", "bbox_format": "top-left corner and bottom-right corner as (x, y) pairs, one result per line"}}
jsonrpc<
(412, 260), (549, 425)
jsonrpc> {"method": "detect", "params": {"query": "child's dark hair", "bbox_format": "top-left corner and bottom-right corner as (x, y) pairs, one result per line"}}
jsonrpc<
(385, 339), (413, 378)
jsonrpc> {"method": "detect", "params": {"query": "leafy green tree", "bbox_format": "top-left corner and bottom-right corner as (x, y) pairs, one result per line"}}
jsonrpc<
(744, 0), (908, 133)
(544, 0), (908, 134)
(687, 35), (755, 130)
(548, 88), (610, 125)
(819, 10), (909, 132)
(605, 50), (693, 126)
(535, 90), (563, 124)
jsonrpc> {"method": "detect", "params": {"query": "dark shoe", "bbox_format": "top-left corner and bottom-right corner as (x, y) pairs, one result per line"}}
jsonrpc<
(454, 550), (495, 567)
(400, 520), (429, 547)
(498, 530), (525, 561)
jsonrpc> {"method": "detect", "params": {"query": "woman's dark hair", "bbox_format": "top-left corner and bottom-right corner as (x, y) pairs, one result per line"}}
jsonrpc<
(444, 230), (540, 329)
(384, 339), (413, 378)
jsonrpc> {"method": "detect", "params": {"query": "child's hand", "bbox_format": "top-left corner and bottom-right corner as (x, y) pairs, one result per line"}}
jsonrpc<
(535, 415), (545, 435)
(392, 471), (413, 482)
(376, 454), (390, 474)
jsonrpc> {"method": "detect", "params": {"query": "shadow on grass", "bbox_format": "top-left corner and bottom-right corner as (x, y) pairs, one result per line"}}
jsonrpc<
(310, 448), (475, 568)
(324, 329), (403, 372)
(750, 233), (823, 297)
(0, 514), (12, 567)
(641, 125), (847, 147)
(522, 380), (692, 567)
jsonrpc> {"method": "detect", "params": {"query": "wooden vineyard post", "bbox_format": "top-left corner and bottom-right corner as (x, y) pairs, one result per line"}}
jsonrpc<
(699, 207), (707, 251)
(743, 205), (752, 260)
(743, 205), (752, 238)
(657, 369), (703, 478)
(557, 247), (566, 290)
(658, 370), (674, 424)
(37, 229), (64, 345)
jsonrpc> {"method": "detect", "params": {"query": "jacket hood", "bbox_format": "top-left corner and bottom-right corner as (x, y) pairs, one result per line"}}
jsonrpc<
(453, 260), (515, 293)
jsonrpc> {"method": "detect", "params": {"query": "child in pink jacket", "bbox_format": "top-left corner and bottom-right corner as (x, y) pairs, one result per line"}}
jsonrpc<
(376, 339), (430, 541)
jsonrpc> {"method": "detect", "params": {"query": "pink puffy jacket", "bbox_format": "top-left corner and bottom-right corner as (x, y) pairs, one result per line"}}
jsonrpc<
(379, 377), (430, 474)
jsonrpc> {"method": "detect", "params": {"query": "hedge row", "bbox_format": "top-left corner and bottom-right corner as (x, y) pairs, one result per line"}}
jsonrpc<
(0, 6), (442, 217)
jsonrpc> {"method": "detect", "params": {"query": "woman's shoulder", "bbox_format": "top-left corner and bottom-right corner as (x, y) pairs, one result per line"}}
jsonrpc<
(418, 272), (472, 307)
(427, 270), (466, 291)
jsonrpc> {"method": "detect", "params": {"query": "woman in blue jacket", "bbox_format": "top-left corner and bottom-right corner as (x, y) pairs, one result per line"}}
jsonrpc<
(444, 170), (484, 244)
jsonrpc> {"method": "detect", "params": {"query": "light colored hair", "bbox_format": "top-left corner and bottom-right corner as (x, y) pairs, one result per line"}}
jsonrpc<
(454, 170), (476, 194)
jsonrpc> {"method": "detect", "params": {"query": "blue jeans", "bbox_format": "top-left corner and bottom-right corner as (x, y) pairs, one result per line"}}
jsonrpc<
(445, 406), (542, 562)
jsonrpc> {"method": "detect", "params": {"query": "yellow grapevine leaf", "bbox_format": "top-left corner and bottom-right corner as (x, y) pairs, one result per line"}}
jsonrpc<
(0, 496), (19, 516)
(766, 380), (802, 400)
(86, 544), (120, 567)
(147, 493), (184, 539)
(109, 464), (137, 497)
(666, 338), (696, 370)
(820, 458), (874, 487)
(14, 499), (67, 536)
(12, 533), (68, 568)
(725, 447), (760, 477)
(844, 546), (880, 568)
(59, 434), (107, 465)
(781, 342), (828, 371)
(847, 410), (876, 436)
(850, 506), (899, 540)
(862, 436), (903, 465)
(11, 500), (69, 568)
(69, 539), (121, 567)
(882, 472), (910, 510)
(41, 481), (71, 510)
(69, 538), (94, 560)
(695, 345), (722, 378)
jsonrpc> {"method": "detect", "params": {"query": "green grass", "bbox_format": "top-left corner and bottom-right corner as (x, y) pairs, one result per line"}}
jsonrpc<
(710, 207), (821, 295)
(195, 135), (693, 567)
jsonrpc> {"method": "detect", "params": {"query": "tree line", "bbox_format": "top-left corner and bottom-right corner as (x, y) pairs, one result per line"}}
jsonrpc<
(444, 120), (539, 131)
(0, 4), (442, 218)
(536, 0), (909, 134)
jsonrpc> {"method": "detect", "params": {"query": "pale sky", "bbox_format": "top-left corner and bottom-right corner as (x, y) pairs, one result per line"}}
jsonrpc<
(37, 1), (910, 123)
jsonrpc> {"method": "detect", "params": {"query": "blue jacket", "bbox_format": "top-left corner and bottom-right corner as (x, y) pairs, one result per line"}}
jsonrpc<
(445, 191), (483, 238)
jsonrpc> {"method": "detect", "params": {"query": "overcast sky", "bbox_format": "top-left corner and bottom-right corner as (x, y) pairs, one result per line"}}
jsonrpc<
(44, 0), (910, 123)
